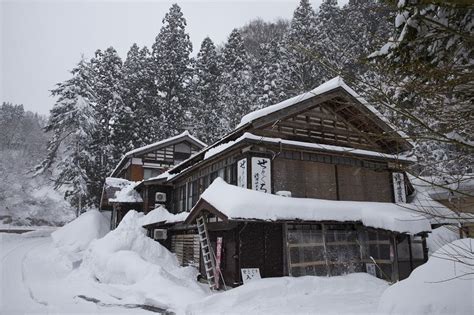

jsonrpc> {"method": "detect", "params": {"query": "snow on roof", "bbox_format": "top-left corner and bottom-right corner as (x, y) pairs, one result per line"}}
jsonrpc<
(124, 130), (206, 157)
(409, 174), (474, 225)
(198, 178), (431, 234)
(110, 131), (206, 176)
(205, 132), (415, 162)
(109, 179), (143, 203)
(140, 206), (188, 226)
(237, 76), (411, 146)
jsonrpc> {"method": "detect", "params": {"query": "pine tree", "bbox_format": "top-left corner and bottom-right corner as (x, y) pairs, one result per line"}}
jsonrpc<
(90, 47), (125, 172)
(220, 28), (254, 130)
(36, 58), (97, 208)
(253, 40), (287, 109)
(191, 37), (222, 144)
(122, 43), (158, 147)
(313, 0), (344, 76)
(152, 3), (193, 138)
(281, 0), (320, 95)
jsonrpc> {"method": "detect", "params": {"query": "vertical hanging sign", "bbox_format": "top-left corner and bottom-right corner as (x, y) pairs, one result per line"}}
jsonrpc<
(392, 172), (406, 203)
(237, 158), (247, 188)
(251, 157), (271, 193)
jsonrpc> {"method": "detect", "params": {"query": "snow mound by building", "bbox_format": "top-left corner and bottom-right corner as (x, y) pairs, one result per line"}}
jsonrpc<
(426, 225), (460, 255)
(81, 210), (209, 312)
(51, 210), (109, 263)
(139, 206), (189, 226)
(378, 238), (474, 314)
(188, 273), (388, 314)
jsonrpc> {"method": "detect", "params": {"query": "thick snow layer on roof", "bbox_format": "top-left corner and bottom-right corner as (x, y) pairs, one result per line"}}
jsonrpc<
(140, 206), (188, 226)
(237, 76), (411, 145)
(109, 180), (142, 203)
(104, 177), (131, 189)
(204, 132), (415, 162)
(199, 178), (431, 234)
(378, 238), (474, 315)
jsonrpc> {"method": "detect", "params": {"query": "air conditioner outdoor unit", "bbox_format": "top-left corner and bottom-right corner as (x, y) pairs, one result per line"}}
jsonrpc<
(153, 229), (167, 240)
(155, 192), (167, 203)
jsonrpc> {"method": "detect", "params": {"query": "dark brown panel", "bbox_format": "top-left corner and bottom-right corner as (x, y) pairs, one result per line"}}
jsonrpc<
(337, 165), (392, 202)
(273, 158), (337, 200)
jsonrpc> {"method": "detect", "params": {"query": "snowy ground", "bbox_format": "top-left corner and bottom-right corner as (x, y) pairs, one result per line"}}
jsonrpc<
(2, 211), (472, 315)
(1, 232), (388, 315)
(0, 232), (152, 314)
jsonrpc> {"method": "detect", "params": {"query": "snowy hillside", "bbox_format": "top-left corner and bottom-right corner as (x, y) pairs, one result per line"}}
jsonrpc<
(0, 105), (75, 227)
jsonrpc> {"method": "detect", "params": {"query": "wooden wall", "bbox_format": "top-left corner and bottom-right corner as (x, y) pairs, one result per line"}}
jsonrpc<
(273, 159), (337, 199)
(337, 165), (392, 202)
(273, 157), (392, 202)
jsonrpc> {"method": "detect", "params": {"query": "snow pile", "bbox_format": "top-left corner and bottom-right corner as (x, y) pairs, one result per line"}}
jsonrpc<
(81, 210), (208, 312)
(378, 238), (474, 314)
(188, 273), (388, 314)
(426, 225), (460, 255)
(140, 206), (189, 226)
(109, 181), (142, 203)
(51, 210), (109, 263)
(198, 178), (431, 234)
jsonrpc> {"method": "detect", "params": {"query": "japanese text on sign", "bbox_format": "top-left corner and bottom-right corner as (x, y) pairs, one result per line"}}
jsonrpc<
(251, 157), (271, 193)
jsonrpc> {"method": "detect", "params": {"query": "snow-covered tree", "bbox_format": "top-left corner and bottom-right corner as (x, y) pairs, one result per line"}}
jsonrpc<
(368, 0), (473, 177)
(281, 0), (321, 95)
(122, 44), (159, 148)
(191, 37), (223, 144)
(91, 47), (125, 171)
(36, 58), (97, 209)
(152, 3), (193, 137)
(220, 28), (254, 129)
(252, 40), (287, 109)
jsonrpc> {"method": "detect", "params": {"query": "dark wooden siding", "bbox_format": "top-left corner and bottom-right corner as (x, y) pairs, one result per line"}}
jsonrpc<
(273, 156), (392, 202)
(273, 158), (337, 199)
(239, 223), (284, 279)
(337, 165), (392, 202)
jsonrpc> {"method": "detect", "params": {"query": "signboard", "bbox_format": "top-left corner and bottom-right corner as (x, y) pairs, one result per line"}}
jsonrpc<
(251, 157), (271, 193)
(214, 237), (223, 289)
(241, 268), (261, 284)
(237, 158), (248, 188)
(392, 172), (407, 203)
(366, 263), (377, 277)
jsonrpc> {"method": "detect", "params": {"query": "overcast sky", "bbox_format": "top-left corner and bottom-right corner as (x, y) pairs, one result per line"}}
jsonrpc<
(1, 0), (347, 115)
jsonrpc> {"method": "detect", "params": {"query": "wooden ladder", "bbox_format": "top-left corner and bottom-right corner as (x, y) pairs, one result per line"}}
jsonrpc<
(196, 215), (218, 290)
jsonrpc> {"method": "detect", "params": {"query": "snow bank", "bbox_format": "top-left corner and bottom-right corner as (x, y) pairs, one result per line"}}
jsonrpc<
(378, 238), (474, 314)
(188, 273), (388, 314)
(426, 225), (460, 255)
(140, 206), (188, 226)
(81, 210), (208, 312)
(51, 210), (109, 263)
(198, 178), (431, 234)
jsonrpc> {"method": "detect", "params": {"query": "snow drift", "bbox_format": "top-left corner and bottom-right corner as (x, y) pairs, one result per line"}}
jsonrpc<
(81, 210), (208, 312)
(378, 238), (474, 314)
(51, 210), (109, 263)
(187, 273), (388, 314)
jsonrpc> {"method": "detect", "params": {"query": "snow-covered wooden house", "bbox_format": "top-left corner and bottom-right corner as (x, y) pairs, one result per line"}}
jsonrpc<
(107, 77), (449, 286)
(100, 131), (206, 228)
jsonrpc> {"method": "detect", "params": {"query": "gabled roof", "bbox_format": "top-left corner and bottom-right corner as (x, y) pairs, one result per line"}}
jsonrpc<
(185, 178), (431, 234)
(110, 131), (207, 177)
(167, 77), (414, 176)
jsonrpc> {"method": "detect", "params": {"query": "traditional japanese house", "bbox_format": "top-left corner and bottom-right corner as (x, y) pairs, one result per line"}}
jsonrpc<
(100, 131), (206, 227)
(119, 77), (442, 285)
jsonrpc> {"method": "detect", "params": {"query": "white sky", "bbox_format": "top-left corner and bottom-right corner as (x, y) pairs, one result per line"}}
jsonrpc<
(1, 0), (347, 115)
